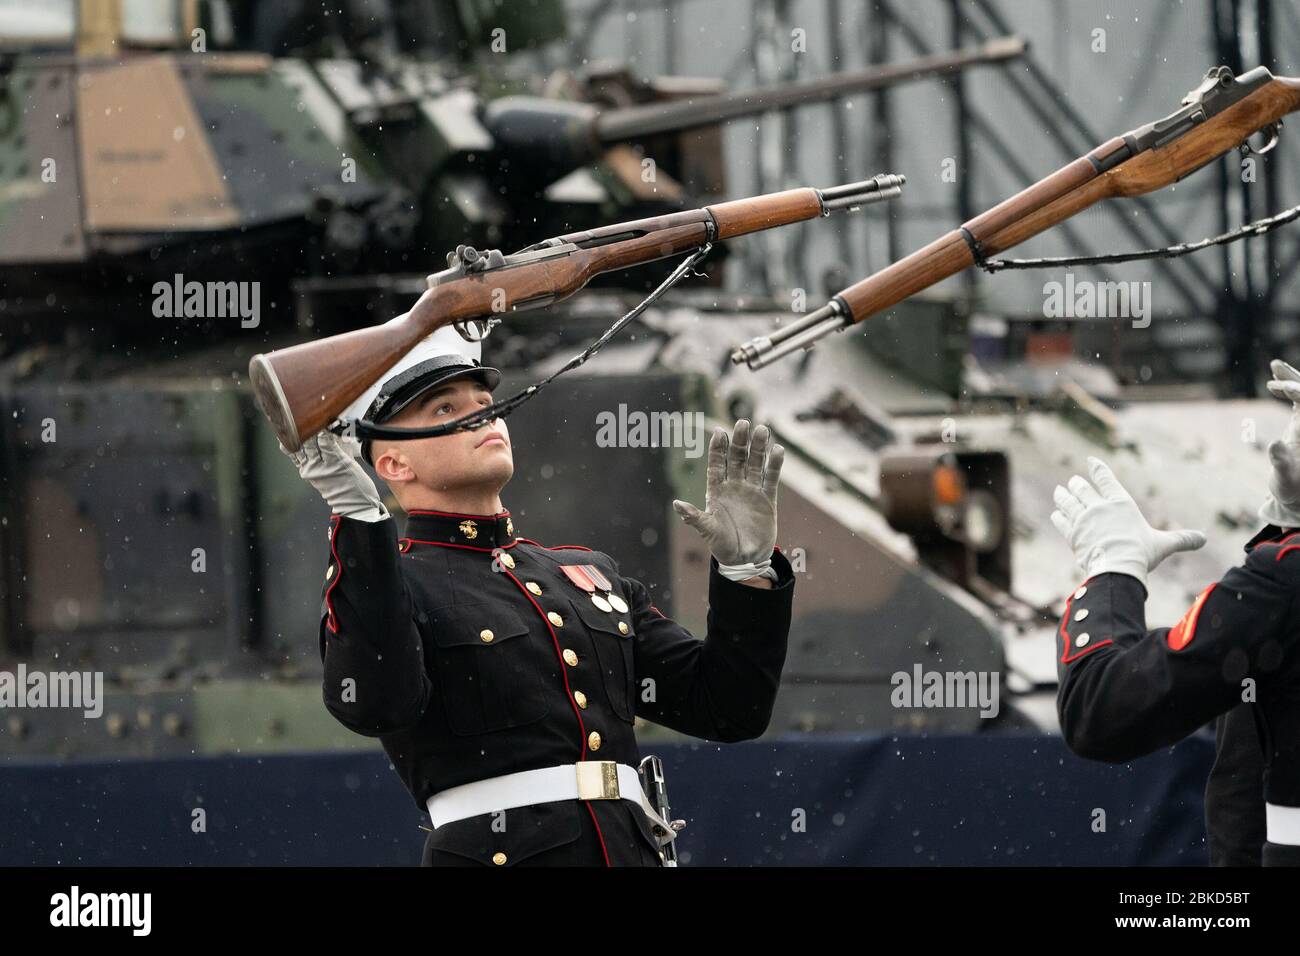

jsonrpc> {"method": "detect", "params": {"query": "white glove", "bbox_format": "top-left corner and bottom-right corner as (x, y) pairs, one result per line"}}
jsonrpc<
(284, 430), (389, 523)
(1260, 358), (1300, 528)
(1049, 456), (1206, 592)
(672, 420), (784, 582)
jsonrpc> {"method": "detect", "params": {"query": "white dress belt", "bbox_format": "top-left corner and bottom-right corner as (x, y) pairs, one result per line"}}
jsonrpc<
(426, 761), (677, 846)
(1266, 802), (1300, 845)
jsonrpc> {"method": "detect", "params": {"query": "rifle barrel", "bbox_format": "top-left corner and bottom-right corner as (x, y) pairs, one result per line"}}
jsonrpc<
(817, 175), (906, 212)
(730, 302), (850, 369)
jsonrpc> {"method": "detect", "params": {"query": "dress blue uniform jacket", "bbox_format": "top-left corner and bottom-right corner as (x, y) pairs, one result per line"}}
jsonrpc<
(317, 507), (794, 866)
(1056, 524), (1300, 866)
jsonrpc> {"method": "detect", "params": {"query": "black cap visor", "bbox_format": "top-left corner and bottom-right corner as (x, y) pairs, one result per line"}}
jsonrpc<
(362, 358), (502, 464)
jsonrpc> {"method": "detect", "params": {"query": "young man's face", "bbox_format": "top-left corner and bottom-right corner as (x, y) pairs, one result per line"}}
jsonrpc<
(371, 376), (513, 501)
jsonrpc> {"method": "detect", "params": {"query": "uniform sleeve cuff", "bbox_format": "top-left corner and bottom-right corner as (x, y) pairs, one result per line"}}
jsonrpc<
(710, 550), (793, 589)
(715, 558), (778, 582)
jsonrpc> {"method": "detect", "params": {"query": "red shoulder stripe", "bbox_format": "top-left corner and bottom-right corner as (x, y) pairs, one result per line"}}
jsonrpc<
(1168, 583), (1215, 651)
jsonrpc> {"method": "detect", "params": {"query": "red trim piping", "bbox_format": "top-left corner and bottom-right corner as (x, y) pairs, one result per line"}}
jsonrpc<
(1059, 575), (1113, 664)
(496, 563), (612, 864)
(324, 515), (344, 634)
(584, 803), (612, 867)
(1250, 530), (1300, 559)
(400, 538), (520, 553)
(405, 508), (511, 520)
(515, 537), (593, 552)
(497, 566), (589, 756)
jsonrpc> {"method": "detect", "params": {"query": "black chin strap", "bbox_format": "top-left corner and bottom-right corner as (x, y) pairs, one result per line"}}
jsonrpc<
(332, 244), (713, 443)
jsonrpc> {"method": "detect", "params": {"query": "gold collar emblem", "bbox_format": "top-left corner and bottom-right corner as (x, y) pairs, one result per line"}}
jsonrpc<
(458, 519), (478, 540)
(506, 517), (514, 535)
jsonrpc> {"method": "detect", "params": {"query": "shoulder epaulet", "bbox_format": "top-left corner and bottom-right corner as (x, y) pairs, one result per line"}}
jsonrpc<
(1249, 530), (1300, 564)
(1237, 535), (1300, 594)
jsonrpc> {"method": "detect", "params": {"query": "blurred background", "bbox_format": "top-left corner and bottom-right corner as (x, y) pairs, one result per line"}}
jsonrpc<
(0, 0), (1294, 864)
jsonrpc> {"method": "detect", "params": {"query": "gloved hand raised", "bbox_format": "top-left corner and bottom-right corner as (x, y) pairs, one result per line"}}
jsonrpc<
(1050, 456), (1205, 593)
(283, 429), (389, 523)
(672, 419), (784, 582)
(1261, 358), (1300, 528)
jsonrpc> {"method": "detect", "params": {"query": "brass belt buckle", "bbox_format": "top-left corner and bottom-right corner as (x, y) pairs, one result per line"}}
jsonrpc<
(576, 761), (620, 800)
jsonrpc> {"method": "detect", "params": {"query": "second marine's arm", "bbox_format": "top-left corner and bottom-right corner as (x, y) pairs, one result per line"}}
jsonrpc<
(1049, 458), (1294, 762)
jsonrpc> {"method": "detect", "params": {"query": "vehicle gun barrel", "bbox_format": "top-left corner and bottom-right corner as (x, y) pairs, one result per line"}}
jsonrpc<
(594, 36), (1027, 141)
(481, 38), (1026, 180)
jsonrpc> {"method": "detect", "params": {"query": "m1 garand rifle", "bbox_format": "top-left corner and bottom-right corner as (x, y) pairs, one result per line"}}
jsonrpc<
(731, 65), (1300, 370)
(250, 176), (904, 450)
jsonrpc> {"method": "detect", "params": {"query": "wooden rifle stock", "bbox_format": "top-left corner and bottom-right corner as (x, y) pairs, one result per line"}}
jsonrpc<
(251, 180), (895, 449)
(732, 68), (1300, 371)
(838, 76), (1300, 323)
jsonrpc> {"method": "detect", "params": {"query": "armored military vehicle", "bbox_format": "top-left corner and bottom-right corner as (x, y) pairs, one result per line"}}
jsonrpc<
(0, 0), (1076, 759)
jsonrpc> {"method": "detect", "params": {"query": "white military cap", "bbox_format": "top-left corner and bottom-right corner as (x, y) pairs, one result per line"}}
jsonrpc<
(339, 322), (501, 463)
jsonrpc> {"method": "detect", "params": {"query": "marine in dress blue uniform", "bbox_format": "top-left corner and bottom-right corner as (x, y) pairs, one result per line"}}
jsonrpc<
(1051, 454), (1300, 866)
(285, 325), (794, 866)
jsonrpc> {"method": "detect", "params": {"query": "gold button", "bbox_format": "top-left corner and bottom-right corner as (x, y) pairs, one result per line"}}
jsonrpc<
(574, 690), (588, 709)
(492, 852), (507, 866)
(499, 553), (515, 569)
(1075, 633), (1091, 648)
(1074, 585), (1088, 599)
(1074, 608), (1089, 622)
(563, 649), (578, 667)
(618, 621), (629, 635)
(526, 581), (542, 595)
(588, 731), (602, 751)
(547, 611), (564, 627)
(479, 629), (494, 643)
